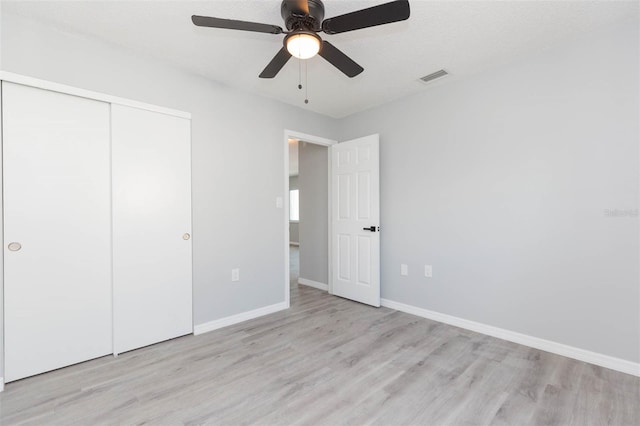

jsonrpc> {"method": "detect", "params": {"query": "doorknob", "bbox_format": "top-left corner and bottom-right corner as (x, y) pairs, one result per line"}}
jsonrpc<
(183, 233), (191, 240)
(8, 242), (22, 251)
(362, 226), (378, 232)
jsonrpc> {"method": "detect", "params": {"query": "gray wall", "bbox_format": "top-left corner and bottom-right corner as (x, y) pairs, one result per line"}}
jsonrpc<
(337, 20), (639, 363)
(289, 175), (299, 244)
(0, 12), (338, 378)
(299, 142), (329, 285)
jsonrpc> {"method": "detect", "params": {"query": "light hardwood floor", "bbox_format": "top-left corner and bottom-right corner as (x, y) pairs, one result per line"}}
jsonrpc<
(1, 250), (638, 425)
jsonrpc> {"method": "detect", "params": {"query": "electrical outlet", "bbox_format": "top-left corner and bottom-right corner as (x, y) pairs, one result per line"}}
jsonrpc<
(276, 197), (283, 209)
(400, 264), (408, 276)
(231, 268), (240, 282)
(424, 265), (433, 278)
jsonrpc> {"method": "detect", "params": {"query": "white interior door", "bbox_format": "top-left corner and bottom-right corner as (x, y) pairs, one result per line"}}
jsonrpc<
(2, 82), (112, 382)
(330, 134), (380, 307)
(111, 104), (193, 354)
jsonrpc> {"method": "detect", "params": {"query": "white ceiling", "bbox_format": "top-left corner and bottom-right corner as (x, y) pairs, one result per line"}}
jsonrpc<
(3, 0), (637, 118)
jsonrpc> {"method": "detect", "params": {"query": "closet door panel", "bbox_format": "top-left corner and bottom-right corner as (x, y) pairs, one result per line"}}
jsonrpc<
(111, 104), (192, 354)
(2, 82), (112, 382)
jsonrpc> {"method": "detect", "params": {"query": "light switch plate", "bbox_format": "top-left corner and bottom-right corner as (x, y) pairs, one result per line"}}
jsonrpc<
(425, 265), (433, 278)
(276, 197), (283, 208)
(401, 264), (408, 276)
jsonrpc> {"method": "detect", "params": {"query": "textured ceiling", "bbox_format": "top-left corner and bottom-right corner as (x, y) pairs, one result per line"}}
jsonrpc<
(2, 0), (638, 118)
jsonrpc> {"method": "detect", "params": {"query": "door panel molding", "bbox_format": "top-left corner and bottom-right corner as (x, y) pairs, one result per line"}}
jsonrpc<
(330, 135), (380, 307)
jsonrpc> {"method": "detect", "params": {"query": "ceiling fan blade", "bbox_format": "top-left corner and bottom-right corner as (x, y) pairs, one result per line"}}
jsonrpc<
(259, 48), (293, 78)
(318, 41), (363, 78)
(191, 15), (283, 34)
(322, 0), (410, 35)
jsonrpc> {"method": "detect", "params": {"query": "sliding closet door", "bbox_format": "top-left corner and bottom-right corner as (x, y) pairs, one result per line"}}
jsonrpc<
(111, 104), (192, 354)
(3, 82), (112, 382)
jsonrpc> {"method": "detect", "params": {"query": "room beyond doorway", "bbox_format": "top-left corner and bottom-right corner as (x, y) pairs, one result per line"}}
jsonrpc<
(288, 139), (329, 292)
(283, 130), (336, 307)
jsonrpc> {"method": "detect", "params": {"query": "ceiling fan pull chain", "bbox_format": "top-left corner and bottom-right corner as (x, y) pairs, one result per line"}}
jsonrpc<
(304, 60), (309, 104)
(298, 57), (302, 90)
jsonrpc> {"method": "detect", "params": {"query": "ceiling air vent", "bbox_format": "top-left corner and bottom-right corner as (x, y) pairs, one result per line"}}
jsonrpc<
(419, 69), (449, 84)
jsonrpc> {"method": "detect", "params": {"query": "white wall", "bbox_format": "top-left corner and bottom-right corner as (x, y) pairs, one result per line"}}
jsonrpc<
(0, 12), (338, 377)
(338, 20), (640, 363)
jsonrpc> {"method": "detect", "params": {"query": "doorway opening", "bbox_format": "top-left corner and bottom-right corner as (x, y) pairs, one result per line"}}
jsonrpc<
(283, 130), (336, 308)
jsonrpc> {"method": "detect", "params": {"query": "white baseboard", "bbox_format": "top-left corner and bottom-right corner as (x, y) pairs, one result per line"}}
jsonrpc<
(381, 298), (640, 377)
(289, 242), (300, 246)
(298, 278), (328, 291)
(194, 302), (288, 335)
(0, 378), (4, 392)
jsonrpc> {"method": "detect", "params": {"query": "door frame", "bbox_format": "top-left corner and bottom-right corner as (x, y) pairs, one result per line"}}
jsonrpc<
(283, 130), (337, 307)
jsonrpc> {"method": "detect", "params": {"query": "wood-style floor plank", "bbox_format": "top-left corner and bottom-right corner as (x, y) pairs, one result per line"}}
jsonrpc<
(1, 249), (638, 425)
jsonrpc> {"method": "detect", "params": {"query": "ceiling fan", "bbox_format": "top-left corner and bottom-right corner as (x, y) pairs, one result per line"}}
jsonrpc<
(192, 0), (410, 79)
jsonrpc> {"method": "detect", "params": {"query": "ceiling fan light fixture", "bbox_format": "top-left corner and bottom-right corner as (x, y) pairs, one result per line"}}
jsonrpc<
(285, 32), (321, 59)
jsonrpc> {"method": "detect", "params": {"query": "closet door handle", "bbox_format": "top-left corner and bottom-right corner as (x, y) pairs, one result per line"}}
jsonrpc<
(8, 242), (22, 251)
(362, 226), (377, 232)
(183, 233), (191, 240)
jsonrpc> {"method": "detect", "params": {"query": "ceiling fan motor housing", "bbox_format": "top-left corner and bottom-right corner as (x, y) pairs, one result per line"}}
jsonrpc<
(281, 0), (325, 31)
